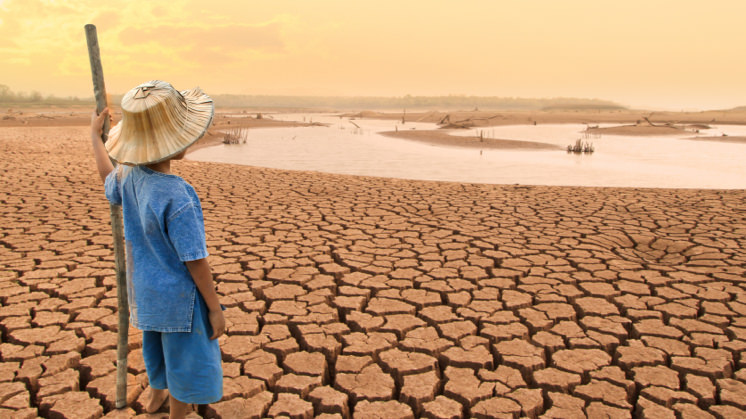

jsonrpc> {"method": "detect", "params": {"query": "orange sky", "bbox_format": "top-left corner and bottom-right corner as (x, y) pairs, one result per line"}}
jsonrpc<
(1, 0), (745, 110)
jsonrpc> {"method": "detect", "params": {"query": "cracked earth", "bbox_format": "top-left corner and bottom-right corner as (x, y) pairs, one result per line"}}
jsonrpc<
(1, 126), (746, 418)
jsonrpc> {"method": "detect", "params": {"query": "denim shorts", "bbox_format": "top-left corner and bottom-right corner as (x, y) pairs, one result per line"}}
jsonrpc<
(142, 292), (223, 404)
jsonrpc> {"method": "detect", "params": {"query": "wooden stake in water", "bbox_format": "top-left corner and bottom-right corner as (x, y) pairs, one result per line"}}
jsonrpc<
(85, 23), (129, 409)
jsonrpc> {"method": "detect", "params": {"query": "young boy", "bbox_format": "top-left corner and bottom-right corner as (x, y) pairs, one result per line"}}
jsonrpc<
(90, 80), (224, 418)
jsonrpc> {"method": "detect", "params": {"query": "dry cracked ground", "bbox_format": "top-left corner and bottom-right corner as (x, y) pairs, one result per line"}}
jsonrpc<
(1, 126), (746, 418)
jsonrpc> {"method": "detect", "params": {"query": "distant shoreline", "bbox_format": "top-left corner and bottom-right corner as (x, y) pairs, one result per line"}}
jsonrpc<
(3, 107), (746, 153)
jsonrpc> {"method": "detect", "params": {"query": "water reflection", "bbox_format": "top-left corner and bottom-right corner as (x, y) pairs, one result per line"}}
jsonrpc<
(188, 115), (746, 189)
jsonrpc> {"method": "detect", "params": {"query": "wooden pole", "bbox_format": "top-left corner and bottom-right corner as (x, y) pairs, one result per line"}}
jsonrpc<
(85, 24), (129, 409)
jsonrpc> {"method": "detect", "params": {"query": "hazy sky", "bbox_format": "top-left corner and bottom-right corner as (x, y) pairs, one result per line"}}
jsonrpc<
(1, 0), (744, 110)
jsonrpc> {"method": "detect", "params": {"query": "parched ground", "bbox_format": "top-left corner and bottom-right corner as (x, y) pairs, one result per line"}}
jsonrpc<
(1, 126), (746, 418)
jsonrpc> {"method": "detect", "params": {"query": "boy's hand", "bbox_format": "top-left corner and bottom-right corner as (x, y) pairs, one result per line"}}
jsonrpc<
(90, 107), (115, 183)
(208, 309), (225, 340)
(91, 107), (111, 139)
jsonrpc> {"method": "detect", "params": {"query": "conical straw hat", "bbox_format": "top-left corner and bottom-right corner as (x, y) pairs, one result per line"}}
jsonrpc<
(106, 80), (214, 165)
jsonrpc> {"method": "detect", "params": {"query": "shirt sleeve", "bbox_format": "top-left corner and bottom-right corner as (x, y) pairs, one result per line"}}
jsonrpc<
(104, 168), (122, 205)
(167, 202), (209, 262)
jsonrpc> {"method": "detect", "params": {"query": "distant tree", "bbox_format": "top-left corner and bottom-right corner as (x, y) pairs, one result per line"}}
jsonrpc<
(0, 84), (14, 101)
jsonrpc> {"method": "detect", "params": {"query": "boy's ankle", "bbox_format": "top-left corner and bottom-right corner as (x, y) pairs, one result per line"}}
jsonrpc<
(168, 396), (191, 419)
(146, 387), (169, 413)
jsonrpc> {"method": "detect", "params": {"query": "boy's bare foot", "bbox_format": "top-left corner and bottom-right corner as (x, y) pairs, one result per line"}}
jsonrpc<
(146, 387), (169, 413)
(184, 408), (201, 419)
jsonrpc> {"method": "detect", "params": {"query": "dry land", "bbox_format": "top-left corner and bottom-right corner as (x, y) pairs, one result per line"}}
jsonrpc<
(1, 111), (746, 418)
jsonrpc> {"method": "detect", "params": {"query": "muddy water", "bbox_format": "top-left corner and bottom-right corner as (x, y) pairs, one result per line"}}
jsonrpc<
(188, 115), (746, 189)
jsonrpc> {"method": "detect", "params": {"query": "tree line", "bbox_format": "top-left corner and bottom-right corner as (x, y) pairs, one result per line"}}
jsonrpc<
(0, 84), (92, 106)
(209, 94), (627, 111)
(1, 84), (628, 111)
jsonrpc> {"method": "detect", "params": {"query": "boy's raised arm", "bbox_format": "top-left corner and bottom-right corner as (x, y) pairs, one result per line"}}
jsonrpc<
(90, 108), (115, 183)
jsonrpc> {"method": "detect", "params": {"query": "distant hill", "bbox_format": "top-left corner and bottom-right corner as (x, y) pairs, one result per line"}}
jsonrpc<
(540, 102), (627, 111)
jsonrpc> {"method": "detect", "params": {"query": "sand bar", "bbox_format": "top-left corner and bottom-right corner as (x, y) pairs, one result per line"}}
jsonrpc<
(380, 129), (561, 150)
(1, 125), (746, 418)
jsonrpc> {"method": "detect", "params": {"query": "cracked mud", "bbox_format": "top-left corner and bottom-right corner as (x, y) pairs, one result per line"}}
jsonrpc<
(1, 127), (746, 418)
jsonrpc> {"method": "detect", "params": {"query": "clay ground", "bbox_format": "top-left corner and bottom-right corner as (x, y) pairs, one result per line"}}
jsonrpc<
(2, 125), (746, 419)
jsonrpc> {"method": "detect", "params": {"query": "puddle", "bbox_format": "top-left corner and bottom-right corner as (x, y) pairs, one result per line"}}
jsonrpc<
(188, 114), (746, 189)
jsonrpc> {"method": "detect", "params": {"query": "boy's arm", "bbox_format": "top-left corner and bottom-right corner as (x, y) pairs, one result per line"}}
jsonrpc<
(185, 258), (225, 339)
(90, 108), (114, 183)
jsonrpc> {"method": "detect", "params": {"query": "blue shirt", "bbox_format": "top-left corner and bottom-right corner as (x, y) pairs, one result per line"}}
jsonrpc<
(105, 166), (208, 332)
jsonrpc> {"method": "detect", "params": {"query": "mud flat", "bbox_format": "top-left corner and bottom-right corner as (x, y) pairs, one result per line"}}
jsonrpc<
(1, 126), (746, 418)
(684, 136), (746, 144)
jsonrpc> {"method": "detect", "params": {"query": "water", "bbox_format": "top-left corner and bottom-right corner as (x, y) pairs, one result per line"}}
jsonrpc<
(188, 114), (746, 189)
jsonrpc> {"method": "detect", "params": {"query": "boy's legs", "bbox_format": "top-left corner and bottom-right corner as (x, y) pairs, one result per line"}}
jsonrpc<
(161, 293), (223, 404)
(142, 330), (169, 412)
(141, 293), (222, 415)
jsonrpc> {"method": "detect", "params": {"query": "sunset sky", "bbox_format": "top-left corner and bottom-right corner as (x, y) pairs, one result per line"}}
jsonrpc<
(1, 0), (744, 110)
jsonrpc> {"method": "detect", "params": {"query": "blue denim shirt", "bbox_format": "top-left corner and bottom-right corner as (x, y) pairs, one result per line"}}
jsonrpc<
(105, 166), (208, 332)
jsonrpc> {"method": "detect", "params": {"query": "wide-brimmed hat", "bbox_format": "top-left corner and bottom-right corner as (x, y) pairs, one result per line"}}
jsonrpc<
(106, 80), (214, 165)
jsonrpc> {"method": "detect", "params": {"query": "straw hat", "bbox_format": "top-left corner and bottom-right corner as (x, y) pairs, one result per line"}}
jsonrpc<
(106, 80), (214, 165)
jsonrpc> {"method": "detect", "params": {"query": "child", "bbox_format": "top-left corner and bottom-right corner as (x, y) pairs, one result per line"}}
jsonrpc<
(90, 80), (224, 419)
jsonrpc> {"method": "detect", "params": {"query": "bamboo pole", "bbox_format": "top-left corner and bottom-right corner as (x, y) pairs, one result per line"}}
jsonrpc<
(85, 24), (129, 409)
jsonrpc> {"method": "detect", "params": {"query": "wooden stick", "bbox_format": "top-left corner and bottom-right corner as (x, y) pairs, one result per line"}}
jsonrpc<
(85, 24), (130, 409)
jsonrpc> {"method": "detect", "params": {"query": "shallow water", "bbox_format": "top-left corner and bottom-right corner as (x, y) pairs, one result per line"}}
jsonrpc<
(189, 114), (746, 189)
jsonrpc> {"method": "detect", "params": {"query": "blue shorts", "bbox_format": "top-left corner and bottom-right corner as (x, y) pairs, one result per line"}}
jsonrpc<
(142, 292), (223, 404)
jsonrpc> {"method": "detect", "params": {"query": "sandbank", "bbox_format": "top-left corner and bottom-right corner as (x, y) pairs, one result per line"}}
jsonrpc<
(380, 129), (561, 150)
(585, 124), (688, 136)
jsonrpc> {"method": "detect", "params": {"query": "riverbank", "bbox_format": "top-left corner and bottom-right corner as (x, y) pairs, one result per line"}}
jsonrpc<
(1, 125), (745, 418)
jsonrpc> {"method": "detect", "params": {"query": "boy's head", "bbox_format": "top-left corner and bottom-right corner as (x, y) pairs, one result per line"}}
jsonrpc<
(105, 80), (214, 166)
